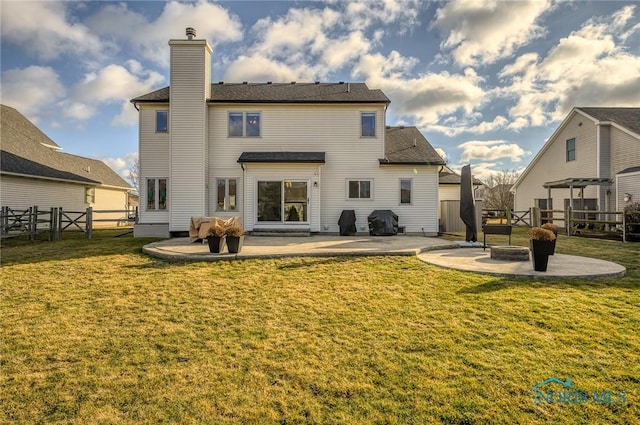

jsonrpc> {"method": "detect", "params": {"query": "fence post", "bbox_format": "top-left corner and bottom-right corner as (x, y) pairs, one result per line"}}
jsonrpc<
(49, 208), (55, 241)
(58, 207), (64, 240)
(31, 205), (39, 241)
(622, 211), (626, 243)
(566, 206), (572, 236)
(531, 207), (540, 228)
(86, 207), (93, 239)
(506, 209), (512, 226)
(1, 206), (7, 235)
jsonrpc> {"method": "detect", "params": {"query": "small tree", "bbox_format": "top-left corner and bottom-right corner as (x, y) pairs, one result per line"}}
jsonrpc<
(483, 170), (518, 215)
(128, 157), (140, 194)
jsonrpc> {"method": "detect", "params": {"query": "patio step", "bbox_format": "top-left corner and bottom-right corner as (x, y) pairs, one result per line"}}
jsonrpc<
(250, 229), (311, 237)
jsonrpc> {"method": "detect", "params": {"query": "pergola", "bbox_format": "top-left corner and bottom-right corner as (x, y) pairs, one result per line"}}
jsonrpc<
(542, 177), (613, 211)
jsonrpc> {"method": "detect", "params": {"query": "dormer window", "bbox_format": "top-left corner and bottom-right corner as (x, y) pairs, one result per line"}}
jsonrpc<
(361, 112), (375, 137)
(229, 112), (261, 137)
(156, 111), (168, 132)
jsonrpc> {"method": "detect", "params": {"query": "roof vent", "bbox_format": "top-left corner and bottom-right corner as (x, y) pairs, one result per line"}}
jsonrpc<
(186, 27), (196, 40)
(291, 81), (296, 84)
(315, 81), (320, 84)
(267, 81), (272, 85)
(218, 81), (224, 84)
(242, 81), (248, 85)
(339, 81), (344, 84)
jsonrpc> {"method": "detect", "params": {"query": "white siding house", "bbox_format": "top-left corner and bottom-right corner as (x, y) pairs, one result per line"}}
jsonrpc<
(0, 105), (131, 224)
(512, 107), (640, 217)
(132, 29), (445, 238)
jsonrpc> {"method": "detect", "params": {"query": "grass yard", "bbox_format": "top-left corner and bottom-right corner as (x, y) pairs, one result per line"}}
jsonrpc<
(1, 229), (639, 424)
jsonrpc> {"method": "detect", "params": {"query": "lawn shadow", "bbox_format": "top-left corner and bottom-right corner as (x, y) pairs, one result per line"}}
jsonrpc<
(276, 256), (355, 270)
(457, 274), (640, 294)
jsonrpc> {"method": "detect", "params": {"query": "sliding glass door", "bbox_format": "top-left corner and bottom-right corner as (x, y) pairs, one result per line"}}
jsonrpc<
(257, 180), (308, 223)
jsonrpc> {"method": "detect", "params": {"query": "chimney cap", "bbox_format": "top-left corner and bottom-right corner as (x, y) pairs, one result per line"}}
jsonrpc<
(186, 27), (196, 40)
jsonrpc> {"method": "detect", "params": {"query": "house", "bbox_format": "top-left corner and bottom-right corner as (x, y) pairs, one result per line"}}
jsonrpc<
(512, 107), (640, 218)
(0, 104), (132, 224)
(130, 28), (445, 238)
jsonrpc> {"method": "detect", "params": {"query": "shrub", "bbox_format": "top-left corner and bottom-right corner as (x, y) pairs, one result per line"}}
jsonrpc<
(541, 223), (559, 234)
(531, 227), (556, 241)
(207, 218), (228, 237)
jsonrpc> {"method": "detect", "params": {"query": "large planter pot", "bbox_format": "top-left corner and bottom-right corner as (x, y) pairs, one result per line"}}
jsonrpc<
(530, 239), (554, 272)
(226, 235), (244, 254)
(207, 235), (226, 253)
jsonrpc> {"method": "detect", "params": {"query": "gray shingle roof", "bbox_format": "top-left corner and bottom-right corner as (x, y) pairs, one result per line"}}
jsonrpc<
(439, 165), (483, 185)
(577, 107), (640, 136)
(1, 104), (131, 188)
(238, 152), (325, 163)
(132, 82), (390, 104)
(381, 126), (446, 165)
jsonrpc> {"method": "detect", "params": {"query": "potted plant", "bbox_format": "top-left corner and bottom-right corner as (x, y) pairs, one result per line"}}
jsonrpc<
(541, 223), (559, 255)
(225, 223), (245, 254)
(206, 219), (227, 253)
(530, 227), (556, 272)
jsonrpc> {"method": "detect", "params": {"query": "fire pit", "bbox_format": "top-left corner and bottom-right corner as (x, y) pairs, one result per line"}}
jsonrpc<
(490, 245), (530, 261)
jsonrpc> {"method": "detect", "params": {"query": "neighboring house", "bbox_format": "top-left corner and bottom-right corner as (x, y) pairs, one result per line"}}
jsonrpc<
(512, 107), (640, 217)
(0, 104), (132, 225)
(130, 29), (445, 238)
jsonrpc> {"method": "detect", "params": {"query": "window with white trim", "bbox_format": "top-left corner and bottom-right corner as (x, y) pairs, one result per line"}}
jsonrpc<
(566, 138), (576, 162)
(156, 111), (168, 132)
(400, 179), (412, 204)
(85, 187), (95, 204)
(217, 178), (237, 211)
(347, 180), (372, 199)
(228, 112), (261, 137)
(147, 178), (167, 210)
(361, 112), (375, 137)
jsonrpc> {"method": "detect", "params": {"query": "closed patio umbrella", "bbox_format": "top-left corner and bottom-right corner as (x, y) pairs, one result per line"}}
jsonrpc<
(460, 164), (477, 242)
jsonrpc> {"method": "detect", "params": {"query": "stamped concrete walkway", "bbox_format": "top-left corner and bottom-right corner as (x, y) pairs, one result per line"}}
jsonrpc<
(143, 236), (625, 279)
(143, 235), (458, 261)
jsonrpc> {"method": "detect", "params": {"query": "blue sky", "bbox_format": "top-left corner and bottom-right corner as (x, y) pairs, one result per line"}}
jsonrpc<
(2, 1), (639, 182)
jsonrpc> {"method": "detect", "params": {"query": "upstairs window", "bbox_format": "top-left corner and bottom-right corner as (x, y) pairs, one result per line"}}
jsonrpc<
(156, 111), (168, 132)
(361, 112), (376, 137)
(566, 138), (576, 162)
(348, 180), (372, 199)
(217, 178), (237, 211)
(229, 112), (261, 137)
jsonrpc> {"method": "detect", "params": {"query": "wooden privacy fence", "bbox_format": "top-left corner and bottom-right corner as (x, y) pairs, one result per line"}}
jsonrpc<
(1, 206), (137, 241)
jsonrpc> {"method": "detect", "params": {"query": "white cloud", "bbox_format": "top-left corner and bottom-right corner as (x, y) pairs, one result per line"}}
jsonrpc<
(344, 0), (420, 33)
(434, 147), (448, 162)
(64, 61), (165, 125)
(431, 0), (551, 66)
(99, 152), (138, 181)
(86, 1), (243, 68)
(0, 66), (66, 121)
(501, 5), (640, 126)
(458, 140), (529, 163)
(0, 1), (112, 62)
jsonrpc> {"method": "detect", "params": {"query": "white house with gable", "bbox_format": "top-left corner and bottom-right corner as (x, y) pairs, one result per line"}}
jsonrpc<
(131, 28), (445, 238)
(512, 107), (640, 218)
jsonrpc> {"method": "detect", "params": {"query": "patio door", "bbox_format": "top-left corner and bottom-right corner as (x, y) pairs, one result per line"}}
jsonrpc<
(257, 180), (308, 224)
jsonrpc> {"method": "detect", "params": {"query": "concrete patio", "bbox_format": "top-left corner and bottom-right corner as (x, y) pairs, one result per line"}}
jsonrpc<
(142, 235), (626, 279)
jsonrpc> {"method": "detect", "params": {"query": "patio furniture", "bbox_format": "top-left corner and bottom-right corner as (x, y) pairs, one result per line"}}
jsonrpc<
(482, 224), (512, 250)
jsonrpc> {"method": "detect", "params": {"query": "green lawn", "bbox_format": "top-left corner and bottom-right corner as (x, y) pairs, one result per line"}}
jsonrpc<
(1, 229), (639, 424)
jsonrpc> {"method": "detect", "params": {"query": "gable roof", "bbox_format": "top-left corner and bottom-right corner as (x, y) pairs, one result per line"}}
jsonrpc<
(576, 107), (640, 136)
(1, 104), (131, 189)
(513, 106), (640, 190)
(381, 126), (446, 166)
(439, 166), (484, 185)
(131, 82), (390, 104)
